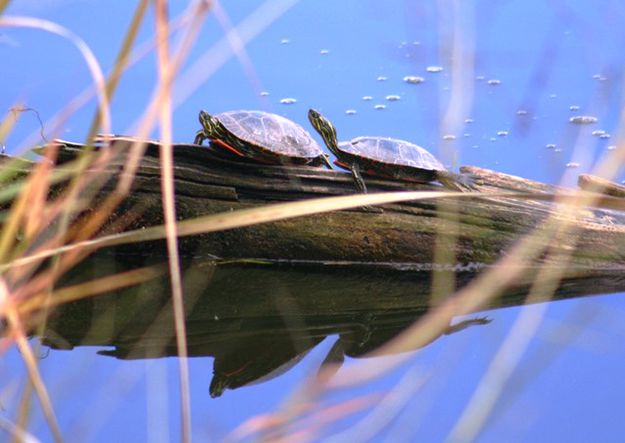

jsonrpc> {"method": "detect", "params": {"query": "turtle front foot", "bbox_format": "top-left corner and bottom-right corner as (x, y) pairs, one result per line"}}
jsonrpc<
(194, 130), (207, 145)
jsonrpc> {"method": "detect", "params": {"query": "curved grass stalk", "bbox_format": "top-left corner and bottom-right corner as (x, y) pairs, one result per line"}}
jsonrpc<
(0, 16), (110, 135)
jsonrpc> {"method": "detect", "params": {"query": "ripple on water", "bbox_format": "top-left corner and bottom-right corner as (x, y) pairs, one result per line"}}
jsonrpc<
(280, 98), (297, 105)
(385, 95), (401, 101)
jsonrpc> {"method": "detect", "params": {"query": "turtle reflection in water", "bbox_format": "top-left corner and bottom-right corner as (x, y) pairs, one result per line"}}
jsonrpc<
(319, 316), (492, 375)
(209, 334), (324, 398)
(194, 110), (332, 168)
(208, 317), (490, 397)
(308, 108), (477, 192)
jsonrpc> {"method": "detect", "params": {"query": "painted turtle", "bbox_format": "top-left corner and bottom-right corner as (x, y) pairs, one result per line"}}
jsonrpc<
(308, 108), (476, 192)
(319, 316), (491, 377)
(209, 334), (323, 398)
(194, 110), (332, 168)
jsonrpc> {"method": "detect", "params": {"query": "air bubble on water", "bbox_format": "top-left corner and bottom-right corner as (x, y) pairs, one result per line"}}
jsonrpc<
(345, 109), (357, 115)
(487, 79), (501, 85)
(489, 137), (497, 142)
(569, 105), (580, 111)
(497, 131), (509, 137)
(592, 74), (607, 81)
(442, 134), (456, 141)
(475, 75), (486, 81)
(320, 49), (329, 55)
(385, 95), (401, 101)
(280, 38), (290, 44)
(280, 98), (297, 105)
(545, 144), (556, 149)
(465, 118), (474, 124)
(554, 148), (562, 153)
(569, 115), (598, 124)
(260, 91), (270, 96)
(377, 76), (388, 81)
(599, 133), (611, 139)
(403, 75), (425, 84)
(607, 145), (617, 151)
(566, 162), (580, 168)
(591, 129), (606, 136)
(426, 66), (444, 73)
(516, 109), (528, 116)
(463, 133), (471, 137)
(362, 96), (373, 101)
(374, 104), (387, 110)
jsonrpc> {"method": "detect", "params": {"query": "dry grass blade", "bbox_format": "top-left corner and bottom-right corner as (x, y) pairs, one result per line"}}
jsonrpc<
(0, 16), (110, 135)
(153, 1), (191, 441)
(173, 0), (301, 108)
(14, 264), (165, 318)
(227, 394), (380, 443)
(86, 0), (149, 139)
(0, 281), (63, 443)
(3, 188), (622, 275)
(0, 415), (38, 443)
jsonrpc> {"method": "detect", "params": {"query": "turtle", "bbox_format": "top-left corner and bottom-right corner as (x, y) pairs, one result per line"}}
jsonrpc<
(307, 108), (477, 192)
(209, 334), (324, 398)
(194, 110), (332, 168)
(318, 315), (492, 379)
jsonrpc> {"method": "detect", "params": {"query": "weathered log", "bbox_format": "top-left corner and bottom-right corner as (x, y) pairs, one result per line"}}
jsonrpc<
(30, 136), (625, 272)
(5, 136), (625, 397)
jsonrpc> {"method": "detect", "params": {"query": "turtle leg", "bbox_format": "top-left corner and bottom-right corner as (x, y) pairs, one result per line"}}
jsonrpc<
(443, 316), (492, 335)
(320, 153), (334, 169)
(317, 337), (346, 381)
(351, 163), (383, 213)
(194, 130), (207, 145)
(350, 162), (368, 193)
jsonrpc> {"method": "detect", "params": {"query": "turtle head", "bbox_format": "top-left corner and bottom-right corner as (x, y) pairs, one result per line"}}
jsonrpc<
(308, 108), (341, 157)
(209, 374), (230, 398)
(198, 110), (225, 139)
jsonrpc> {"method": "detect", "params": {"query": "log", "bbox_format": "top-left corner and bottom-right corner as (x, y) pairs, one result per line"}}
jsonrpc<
(5, 136), (625, 396)
(32, 136), (625, 271)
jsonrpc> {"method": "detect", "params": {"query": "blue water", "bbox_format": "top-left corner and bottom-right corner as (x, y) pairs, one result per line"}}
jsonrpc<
(2, 1), (625, 441)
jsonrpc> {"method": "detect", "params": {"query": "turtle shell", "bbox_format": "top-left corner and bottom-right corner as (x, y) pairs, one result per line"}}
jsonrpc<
(338, 136), (446, 172)
(217, 110), (324, 159)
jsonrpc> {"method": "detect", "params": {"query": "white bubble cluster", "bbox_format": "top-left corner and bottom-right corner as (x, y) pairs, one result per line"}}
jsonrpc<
(569, 115), (598, 124)
(403, 75), (425, 84)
